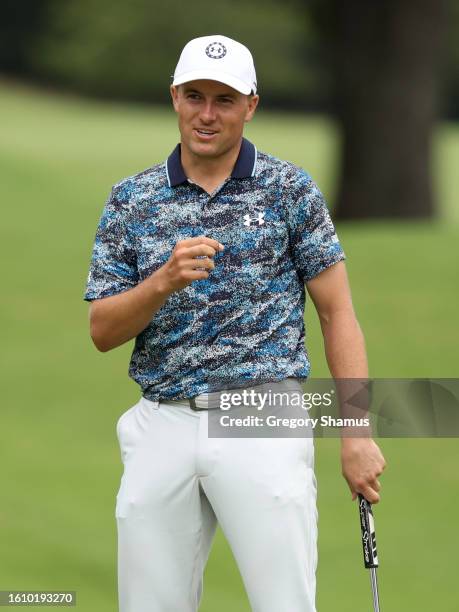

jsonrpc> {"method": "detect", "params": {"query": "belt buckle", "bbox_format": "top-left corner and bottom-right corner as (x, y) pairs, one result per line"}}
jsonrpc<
(189, 397), (201, 411)
(189, 396), (211, 411)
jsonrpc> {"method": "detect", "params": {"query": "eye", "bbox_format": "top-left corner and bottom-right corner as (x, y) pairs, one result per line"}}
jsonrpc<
(186, 93), (201, 100)
(218, 97), (234, 105)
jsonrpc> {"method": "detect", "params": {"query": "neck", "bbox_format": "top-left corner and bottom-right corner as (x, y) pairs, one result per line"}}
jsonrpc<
(180, 138), (242, 193)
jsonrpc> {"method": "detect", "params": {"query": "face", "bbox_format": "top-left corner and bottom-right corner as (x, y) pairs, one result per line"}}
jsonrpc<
(170, 80), (259, 160)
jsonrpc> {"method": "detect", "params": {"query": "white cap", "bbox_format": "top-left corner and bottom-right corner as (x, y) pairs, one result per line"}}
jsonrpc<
(172, 35), (257, 95)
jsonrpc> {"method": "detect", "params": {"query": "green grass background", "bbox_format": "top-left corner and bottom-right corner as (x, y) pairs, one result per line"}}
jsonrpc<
(1, 82), (458, 611)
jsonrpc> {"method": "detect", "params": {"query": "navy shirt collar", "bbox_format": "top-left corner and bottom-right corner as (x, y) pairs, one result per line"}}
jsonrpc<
(166, 137), (257, 187)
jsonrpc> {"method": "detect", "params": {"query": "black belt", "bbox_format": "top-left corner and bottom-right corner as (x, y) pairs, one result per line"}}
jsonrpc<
(165, 393), (223, 411)
(162, 378), (303, 412)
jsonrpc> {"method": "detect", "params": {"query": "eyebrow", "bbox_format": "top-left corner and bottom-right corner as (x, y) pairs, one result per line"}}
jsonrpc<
(183, 87), (237, 99)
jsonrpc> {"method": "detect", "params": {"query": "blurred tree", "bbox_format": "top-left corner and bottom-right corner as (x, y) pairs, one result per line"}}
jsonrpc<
(311, 0), (446, 219)
(0, 0), (50, 75)
(443, 1), (459, 118)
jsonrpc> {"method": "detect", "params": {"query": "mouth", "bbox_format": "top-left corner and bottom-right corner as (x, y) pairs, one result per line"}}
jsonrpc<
(193, 128), (219, 141)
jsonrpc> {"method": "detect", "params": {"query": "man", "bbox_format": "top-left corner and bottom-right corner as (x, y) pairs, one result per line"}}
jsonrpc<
(85, 35), (386, 612)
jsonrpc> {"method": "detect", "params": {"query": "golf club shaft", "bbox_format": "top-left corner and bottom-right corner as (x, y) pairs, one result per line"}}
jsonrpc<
(370, 567), (380, 612)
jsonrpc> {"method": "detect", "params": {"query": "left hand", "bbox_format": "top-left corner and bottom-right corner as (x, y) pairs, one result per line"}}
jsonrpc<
(341, 437), (386, 504)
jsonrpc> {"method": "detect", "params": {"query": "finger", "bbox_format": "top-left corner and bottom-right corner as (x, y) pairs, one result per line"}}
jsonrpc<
(371, 479), (381, 492)
(185, 244), (219, 259)
(183, 258), (215, 271)
(178, 236), (224, 251)
(360, 485), (380, 504)
(344, 477), (357, 501)
(185, 270), (210, 281)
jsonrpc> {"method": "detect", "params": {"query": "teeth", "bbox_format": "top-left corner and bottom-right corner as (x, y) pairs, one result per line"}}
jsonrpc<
(197, 130), (215, 134)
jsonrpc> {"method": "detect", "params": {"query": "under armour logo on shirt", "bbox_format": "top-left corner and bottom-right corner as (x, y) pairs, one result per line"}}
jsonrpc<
(243, 212), (265, 226)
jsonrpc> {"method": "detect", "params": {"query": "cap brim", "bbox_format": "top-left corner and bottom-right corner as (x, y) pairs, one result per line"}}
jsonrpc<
(172, 70), (253, 95)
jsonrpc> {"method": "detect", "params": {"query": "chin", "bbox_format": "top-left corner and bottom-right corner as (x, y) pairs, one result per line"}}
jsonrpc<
(189, 141), (221, 158)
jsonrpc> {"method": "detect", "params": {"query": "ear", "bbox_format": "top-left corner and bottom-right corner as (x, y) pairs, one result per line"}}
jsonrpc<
(244, 94), (259, 123)
(170, 85), (180, 112)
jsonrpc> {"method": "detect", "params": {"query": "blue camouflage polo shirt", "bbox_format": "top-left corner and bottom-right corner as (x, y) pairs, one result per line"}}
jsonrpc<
(84, 138), (345, 400)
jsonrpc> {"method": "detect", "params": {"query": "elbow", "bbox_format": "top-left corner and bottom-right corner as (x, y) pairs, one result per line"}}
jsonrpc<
(88, 300), (125, 352)
(90, 326), (112, 352)
(89, 312), (113, 352)
(93, 340), (112, 353)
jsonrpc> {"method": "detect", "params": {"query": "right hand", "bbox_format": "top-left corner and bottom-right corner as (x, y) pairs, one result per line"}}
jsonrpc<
(158, 236), (224, 293)
(341, 437), (387, 504)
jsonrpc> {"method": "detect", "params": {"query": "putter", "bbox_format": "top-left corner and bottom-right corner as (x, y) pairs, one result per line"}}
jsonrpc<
(357, 494), (381, 612)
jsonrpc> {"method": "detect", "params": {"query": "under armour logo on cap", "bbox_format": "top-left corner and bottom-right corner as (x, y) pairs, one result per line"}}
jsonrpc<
(243, 212), (265, 226)
(205, 42), (227, 59)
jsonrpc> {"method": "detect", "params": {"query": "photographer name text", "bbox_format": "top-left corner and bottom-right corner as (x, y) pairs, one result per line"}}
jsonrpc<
(219, 415), (370, 429)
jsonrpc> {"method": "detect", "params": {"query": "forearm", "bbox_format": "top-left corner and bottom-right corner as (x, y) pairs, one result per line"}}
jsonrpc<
(320, 309), (368, 379)
(89, 267), (172, 352)
(320, 309), (371, 436)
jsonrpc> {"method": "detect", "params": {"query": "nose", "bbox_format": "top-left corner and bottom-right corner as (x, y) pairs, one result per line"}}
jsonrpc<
(199, 100), (217, 124)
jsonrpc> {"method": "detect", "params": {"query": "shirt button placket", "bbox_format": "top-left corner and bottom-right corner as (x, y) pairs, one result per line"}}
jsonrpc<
(201, 191), (211, 211)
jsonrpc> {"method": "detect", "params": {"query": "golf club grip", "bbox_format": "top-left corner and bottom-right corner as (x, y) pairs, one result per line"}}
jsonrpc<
(358, 494), (379, 569)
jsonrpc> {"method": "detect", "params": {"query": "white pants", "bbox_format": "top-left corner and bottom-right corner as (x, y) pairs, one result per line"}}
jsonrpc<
(116, 396), (318, 612)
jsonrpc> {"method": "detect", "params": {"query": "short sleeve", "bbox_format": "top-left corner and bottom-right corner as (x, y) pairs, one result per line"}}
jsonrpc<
(284, 169), (346, 282)
(84, 188), (139, 301)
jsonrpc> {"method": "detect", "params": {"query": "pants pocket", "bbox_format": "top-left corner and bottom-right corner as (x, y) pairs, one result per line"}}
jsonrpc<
(116, 397), (157, 464)
(116, 401), (139, 441)
(116, 399), (143, 463)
